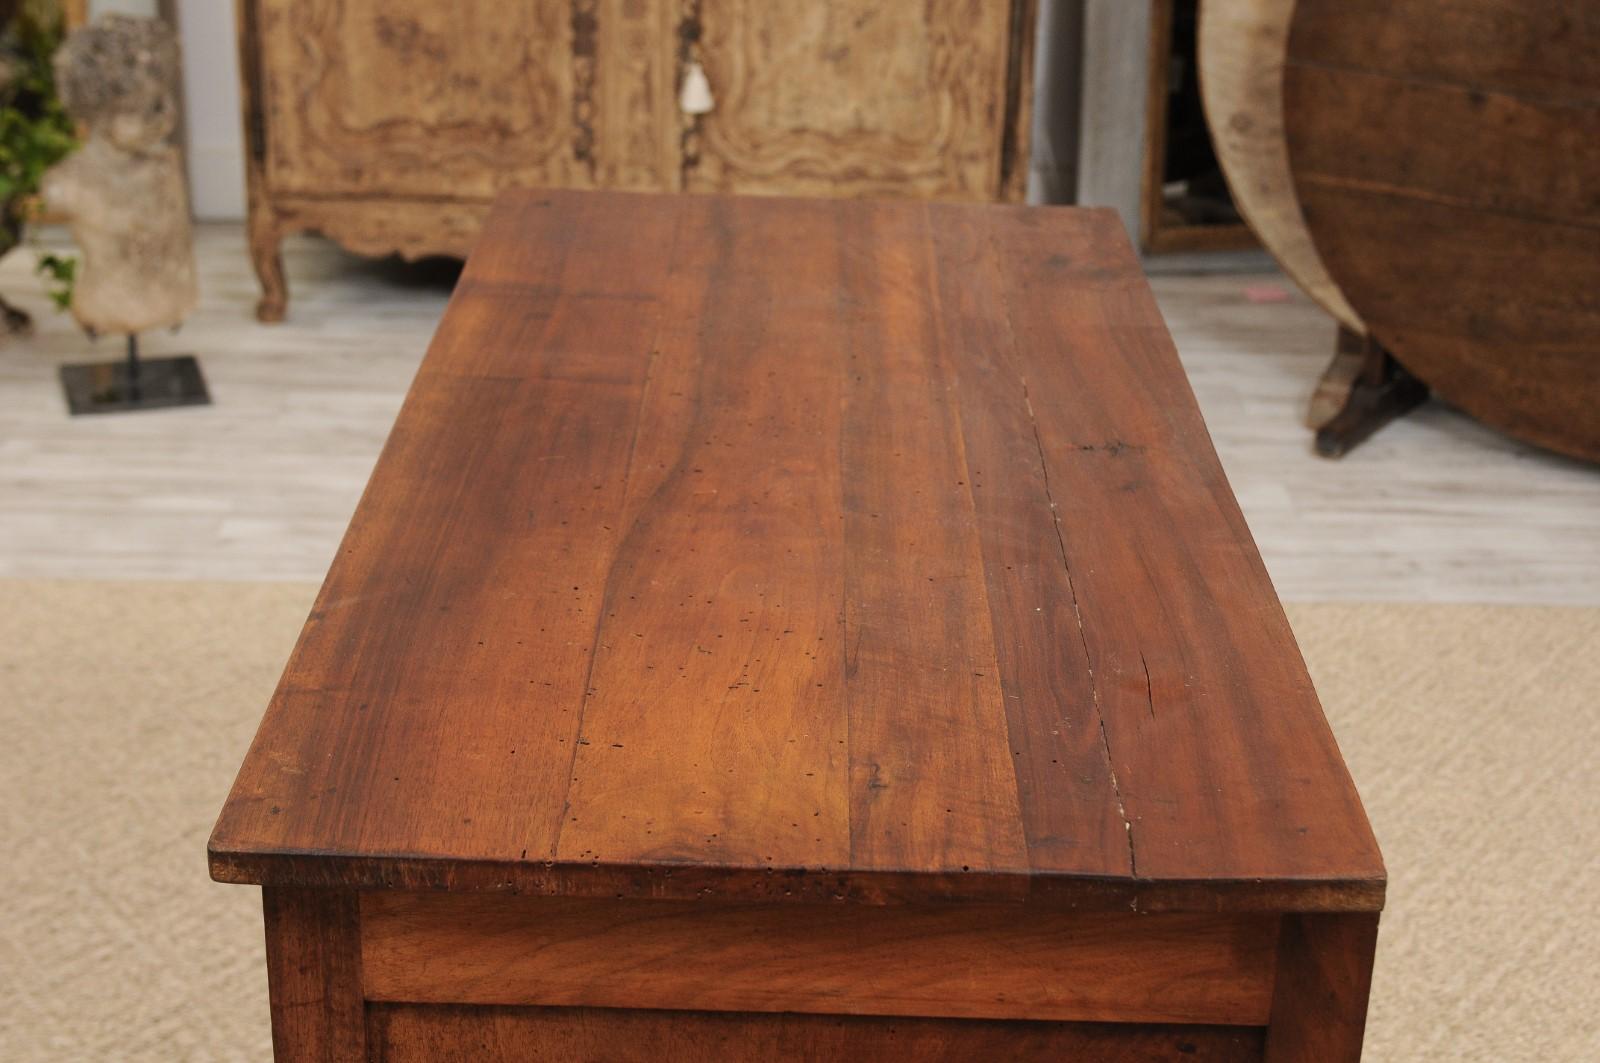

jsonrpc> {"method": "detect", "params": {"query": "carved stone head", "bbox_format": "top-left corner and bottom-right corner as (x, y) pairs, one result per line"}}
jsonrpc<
(53, 14), (180, 152)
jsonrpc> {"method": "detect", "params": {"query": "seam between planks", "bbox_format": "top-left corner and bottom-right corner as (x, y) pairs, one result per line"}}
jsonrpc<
(553, 200), (688, 861)
(836, 207), (859, 866)
(980, 216), (1140, 884)
(1286, 53), (1600, 111)
(1019, 375), (1137, 882)
(915, 202), (1028, 870)
(1296, 172), (1600, 234)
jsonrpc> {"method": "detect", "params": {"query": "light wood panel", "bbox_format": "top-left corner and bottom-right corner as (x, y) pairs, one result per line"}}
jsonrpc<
(252, 0), (677, 198)
(1197, 0), (1361, 331)
(360, 893), (1281, 1026)
(237, 0), (1035, 320)
(687, 1), (1030, 200)
(257, 0), (585, 198)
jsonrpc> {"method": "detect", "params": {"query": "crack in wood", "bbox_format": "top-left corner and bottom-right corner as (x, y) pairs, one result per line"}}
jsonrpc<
(1019, 373), (1139, 884)
(971, 213), (1139, 885)
(1140, 650), (1154, 721)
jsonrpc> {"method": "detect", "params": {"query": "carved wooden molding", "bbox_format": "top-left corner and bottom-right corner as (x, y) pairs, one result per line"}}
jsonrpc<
(238, 0), (1036, 321)
(687, 1), (1019, 199)
(275, 196), (490, 261)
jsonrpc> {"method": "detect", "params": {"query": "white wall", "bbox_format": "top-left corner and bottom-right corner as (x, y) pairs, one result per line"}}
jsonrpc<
(173, 0), (245, 219)
(1073, 0), (1149, 240)
(89, 0), (157, 15)
(86, 0), (245, 218)
(1029, 0), (1082, 204)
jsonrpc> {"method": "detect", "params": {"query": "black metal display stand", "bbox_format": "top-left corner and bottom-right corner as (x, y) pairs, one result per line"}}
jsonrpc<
(59, 333), (211, 415)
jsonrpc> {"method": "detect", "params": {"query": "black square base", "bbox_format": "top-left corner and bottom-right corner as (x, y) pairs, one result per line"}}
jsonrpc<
(60, 355), (211, 416)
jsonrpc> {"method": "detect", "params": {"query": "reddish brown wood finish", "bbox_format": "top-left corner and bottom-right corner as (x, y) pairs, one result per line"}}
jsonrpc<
(1285, 1), (1600, 462)
(1289, 0), (1595, 102)
(216, 189), (1385, 1060)
(367, 1005), (1268, 1062)
(358, 893), (1279, 1025)
(262, 888), (365, 1063)
(209, 190), (1381, 916)
(1264, 914), (1381, 1063)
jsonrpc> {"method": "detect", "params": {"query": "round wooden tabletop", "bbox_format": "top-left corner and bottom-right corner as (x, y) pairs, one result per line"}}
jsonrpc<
(1284, 0), (1600, 463)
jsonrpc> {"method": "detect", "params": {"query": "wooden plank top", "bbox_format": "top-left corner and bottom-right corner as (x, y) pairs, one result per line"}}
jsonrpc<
(209, 190), (1384, 913)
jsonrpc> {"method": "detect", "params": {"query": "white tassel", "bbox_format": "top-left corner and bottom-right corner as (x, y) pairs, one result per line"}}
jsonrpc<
(680, 61), (715, 116)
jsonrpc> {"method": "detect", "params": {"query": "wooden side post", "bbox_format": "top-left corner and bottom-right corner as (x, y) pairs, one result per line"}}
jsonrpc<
(1264, 913), (1380, 1063)
(263, 888), (367, 1062)
(235, 0), (288, 322)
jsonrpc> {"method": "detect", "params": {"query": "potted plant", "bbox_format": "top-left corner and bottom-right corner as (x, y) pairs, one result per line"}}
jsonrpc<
(0, 0), (76, 334)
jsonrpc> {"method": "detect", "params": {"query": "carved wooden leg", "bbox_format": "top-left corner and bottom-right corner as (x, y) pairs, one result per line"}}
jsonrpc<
(1264, 913), (1380, 1062)
(262, 888), (366, 1062)
(1311, 330), (1428, 457)
(1305, 326), (1367, 430)
(249, 214), (288, 323)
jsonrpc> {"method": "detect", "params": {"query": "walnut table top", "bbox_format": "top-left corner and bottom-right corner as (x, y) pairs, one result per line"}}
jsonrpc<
(210, 189), (1383, 917)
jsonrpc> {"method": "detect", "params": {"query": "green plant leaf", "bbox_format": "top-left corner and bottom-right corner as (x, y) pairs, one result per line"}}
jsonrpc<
(35, 249), (76, 310)
(2, 2), (79, 311)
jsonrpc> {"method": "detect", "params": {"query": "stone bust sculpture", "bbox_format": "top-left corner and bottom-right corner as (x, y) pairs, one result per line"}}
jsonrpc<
(41, 14), (197, 338)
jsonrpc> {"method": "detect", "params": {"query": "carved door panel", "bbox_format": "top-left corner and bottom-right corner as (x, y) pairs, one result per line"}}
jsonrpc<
(257, 0), (677, 199)
(682, 1), (1021, 199)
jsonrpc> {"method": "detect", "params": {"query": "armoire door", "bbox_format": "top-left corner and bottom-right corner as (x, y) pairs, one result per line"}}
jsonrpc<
(253, 0), (678, 199)
(681, 1), (1032, 200)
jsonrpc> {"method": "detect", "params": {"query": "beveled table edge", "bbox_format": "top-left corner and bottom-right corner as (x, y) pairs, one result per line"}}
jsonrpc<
(209, 842), (1385, 914)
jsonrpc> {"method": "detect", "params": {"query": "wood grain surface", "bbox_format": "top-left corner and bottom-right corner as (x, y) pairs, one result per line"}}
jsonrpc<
(255, 0), (599, 198)
(1290, 0), (1596, 102)
(359, 893), (1279, 1025)
(1285, 1), (1600, 462)
(1264, 914), (1380, 1063)
(253, 0), (1031, 204)
(367, 1005), (1268, 1063)
(237, 1), (1035, 320)
(262, 888), (365, 1062)
(210, 190), (1383, 913)
(687, 1), (1028, 200)
(1197, 0), (1361, 331)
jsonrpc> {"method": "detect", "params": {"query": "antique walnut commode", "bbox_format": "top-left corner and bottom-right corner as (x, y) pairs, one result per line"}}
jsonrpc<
(211, 190), (1384, 1061)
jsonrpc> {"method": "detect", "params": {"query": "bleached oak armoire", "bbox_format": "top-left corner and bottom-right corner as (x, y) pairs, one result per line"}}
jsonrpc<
(236, 1), (1039, 321)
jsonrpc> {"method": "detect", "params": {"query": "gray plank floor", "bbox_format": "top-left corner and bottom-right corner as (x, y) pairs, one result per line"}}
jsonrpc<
(1, 223), (1595, 603)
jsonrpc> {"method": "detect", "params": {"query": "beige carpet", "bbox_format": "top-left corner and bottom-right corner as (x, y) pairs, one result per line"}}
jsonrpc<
(1, 581), (1596, 1061)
